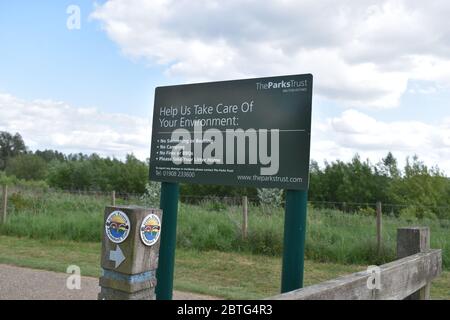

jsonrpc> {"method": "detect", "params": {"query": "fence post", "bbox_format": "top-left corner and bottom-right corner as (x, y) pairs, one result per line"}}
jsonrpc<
(111, 191), (116, 206)
(376, 201), (382, 254)
(1, 185), (7, 224)
(242, 196), (248, 239)
(397, 227), (430, 300)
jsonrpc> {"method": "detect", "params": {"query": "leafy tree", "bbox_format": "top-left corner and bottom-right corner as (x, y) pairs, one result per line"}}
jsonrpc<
(35, 149), (66, 162)
(389, 156), (450, 218)
(5, 154), (48, 181)
(0, 131), (27, 170)
(47, 153), (149, 193)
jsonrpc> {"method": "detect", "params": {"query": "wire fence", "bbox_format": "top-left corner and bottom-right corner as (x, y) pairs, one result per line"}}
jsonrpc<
(2, 184), (450, 219)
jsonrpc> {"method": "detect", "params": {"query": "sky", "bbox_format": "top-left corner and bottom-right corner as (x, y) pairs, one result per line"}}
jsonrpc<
(0, 0), (449, 174)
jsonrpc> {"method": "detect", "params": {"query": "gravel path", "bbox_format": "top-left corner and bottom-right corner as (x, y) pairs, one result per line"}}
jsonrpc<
(0, 264), (218, 300)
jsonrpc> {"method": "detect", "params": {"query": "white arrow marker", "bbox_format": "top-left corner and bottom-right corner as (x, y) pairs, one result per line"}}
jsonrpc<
(109, 245), (125, 268)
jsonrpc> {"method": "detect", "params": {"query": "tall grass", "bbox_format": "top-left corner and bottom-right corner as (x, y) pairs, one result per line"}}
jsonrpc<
(0, 191), (448, 269)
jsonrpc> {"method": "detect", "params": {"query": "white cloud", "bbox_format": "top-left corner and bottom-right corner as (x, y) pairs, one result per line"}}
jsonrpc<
(91, 0), (450, 109)
(312, 109), (450, 174)
(0, 93), (150, 160)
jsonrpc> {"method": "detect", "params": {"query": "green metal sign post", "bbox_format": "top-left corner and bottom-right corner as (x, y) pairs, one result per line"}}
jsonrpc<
(155, 181), (179, 300)
(281, 190), (308, 293)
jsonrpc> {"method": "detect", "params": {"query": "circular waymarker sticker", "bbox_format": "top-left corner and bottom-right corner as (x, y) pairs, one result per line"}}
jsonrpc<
(105, 211), (131, 244)
(140, 213), (161, 247)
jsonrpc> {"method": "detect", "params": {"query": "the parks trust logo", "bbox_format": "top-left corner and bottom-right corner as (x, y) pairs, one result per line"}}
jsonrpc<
(105, 211), (131, 244)
(256, 79), (309, 90)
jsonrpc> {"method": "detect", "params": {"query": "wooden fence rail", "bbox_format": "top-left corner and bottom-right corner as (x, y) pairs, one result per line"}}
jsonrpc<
(267, 227), (442, 300)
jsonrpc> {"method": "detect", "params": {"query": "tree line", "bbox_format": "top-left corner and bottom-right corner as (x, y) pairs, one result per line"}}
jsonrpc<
(1, 130), (449, 218)
(0, 131), (148, 193)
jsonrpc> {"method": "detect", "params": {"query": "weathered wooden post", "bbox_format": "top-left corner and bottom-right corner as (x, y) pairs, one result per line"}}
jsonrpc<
(1, 185), (7, 224)
(376, 201), (382, 254)
(397, 227), (430, 300)
(98, 206), (162, 300)
(242, 196), (248, 239)
(111, 191), (116, 206)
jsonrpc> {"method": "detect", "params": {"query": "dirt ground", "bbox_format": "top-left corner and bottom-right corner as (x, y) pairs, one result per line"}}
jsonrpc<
(0, 264), (218, 300)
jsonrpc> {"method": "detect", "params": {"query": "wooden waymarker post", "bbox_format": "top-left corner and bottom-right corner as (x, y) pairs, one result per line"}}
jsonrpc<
(1, 185), (7, 224)
(99, 206), (163, 300)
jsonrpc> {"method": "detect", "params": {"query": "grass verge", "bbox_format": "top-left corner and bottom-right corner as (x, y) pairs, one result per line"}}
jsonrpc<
(2, 192), (449, 269)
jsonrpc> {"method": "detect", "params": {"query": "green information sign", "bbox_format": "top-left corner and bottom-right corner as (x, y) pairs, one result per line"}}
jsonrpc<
(150, 74), (313, 190)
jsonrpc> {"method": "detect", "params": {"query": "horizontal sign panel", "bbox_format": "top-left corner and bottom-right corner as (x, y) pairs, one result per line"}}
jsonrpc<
(149, 74), (313, 189)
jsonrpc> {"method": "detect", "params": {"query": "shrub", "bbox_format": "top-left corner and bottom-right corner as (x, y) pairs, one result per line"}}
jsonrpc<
(140, 181), (161, 207)
(201, 199), (227, 212)
(358, 207), (376, 216)
(9, 193), (34, 211)
(257, 188), (283, 208)
(399, 206), (438, 220)
(5, 154), (48, 181)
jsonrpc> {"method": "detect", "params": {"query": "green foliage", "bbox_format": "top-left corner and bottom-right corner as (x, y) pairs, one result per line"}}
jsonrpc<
(6, 154), (48, 181)
(399, 206), (438, 221)
(8, 193), (34, 211)
(1, 131), (150, 194)
(309, 155), (390, 204)
(0, 172), (49, 190)
(201, 199), (228, 212)
(309, 153), (450, 219)
(1, 130), (450, 220)
(0, 131), (27, 170)
(0, 171), (14, 185)
(180, 183), (257, 202)
(357, 207), (376, 216)
(140, 181), (161, 207)
(47, 153), (148, 193)
(0, 192), (105, 242)
(1, 192), (449, 270)
(257, 188), (283, 207)
(34, 149), (66, 163)
(388, 156), (450, 219)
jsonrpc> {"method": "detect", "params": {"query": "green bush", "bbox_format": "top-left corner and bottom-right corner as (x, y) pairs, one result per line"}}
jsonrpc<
(399, 206), (438, 221)
(257, 188), (283, 207)
(9, 193), (34, 211)
(201, 200), (228, 212)
(5, 154), (48, 181)
(357, 207), (376, 216)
